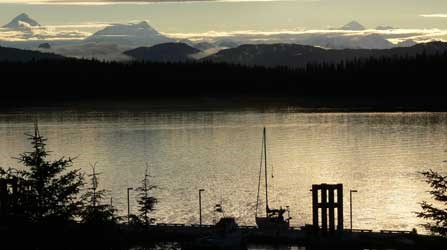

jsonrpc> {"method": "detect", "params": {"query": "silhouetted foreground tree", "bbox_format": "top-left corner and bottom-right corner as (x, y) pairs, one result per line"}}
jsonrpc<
(127, 165), (158, 227)
(76, 164), (124, 250)
(136, 164), (157, 226)
(4, 123), (84, 223)
(416, 170), (447, 236)
(0, 124), (166, 249)
(80, 163), (118, 225)
(0, 124), (86, 250)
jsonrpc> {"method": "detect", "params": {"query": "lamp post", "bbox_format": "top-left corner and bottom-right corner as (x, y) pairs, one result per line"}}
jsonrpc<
(199, 189), (205, 226)
(350, 189), (358, 231)
(110, 197), (113, 216)
(127, 187), (133, 224)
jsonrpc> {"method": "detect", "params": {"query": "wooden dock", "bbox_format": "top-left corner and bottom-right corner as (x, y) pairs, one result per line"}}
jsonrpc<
(121, 223), (447, 249)
(120, 183), (446, 249)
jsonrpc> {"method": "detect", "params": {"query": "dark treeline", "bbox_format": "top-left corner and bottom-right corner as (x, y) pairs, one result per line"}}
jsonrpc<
(1, 52), (447, 109)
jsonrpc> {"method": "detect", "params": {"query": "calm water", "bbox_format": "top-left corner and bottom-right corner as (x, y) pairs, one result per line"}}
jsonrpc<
(0, 110), (446, 233)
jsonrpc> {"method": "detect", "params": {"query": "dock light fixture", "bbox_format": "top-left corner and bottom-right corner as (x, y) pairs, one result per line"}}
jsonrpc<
(199, 189), (205, 226)
(350, 189), (358, 231)
(127, 187), (133, 224)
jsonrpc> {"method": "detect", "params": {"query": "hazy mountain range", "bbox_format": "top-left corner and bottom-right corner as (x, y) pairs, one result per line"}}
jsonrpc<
(3, 39), (447, 71)
(202, 41), (447, 67)
(0, 13), (443, 61)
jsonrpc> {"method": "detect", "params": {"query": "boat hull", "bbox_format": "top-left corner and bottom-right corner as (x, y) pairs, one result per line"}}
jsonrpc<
(256, 217), (289, 231)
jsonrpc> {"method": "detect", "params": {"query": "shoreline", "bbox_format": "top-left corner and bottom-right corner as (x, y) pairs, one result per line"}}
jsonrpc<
(1, 96), (447, 113)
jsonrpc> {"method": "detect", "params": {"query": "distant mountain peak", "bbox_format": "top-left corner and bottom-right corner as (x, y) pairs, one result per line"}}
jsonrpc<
(85, 20), (173, 47)
(3, 13), (40, 29)
(136, 21), (150, 27)
(396, 39), (417, 47)
(340, 21), (366, 31)
(376, 25), (395, 30)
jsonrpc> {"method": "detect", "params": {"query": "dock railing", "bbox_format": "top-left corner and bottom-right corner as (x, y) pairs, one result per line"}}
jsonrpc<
(379, 230), (414, 235)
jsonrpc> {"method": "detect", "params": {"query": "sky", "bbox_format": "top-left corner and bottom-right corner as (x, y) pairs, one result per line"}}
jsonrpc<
(0, 1), (446, 43)
(1, 1), (447, 31)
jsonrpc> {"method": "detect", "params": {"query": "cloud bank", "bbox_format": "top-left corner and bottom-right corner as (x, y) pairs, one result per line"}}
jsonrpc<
(0, 27), (89, 41)
(8, 0), (317, 5)
(1, 25), (446, 46)
(1, 17), (446, 53)
(164, 28), (447, 45)
(420, 14), (447, 18)
(0, 23), (113, 41)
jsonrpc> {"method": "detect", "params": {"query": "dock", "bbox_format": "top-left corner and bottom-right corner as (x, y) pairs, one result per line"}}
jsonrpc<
(122, 183), (446, 249)
(121, 222), (447, 249)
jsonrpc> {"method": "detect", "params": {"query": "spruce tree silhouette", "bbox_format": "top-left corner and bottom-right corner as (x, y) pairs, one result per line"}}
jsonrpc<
(80, 163), (118, 225)
(416, 170), (447, 236)
(136, 164), (157, 227)
(16, 122), (84, 222)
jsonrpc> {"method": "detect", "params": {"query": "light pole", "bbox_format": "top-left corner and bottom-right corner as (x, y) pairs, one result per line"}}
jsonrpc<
(110, 197), (113, 216)
(127, 187), (133, 224)
(199, 189), (205, 226)
(350, 189), (358, 231)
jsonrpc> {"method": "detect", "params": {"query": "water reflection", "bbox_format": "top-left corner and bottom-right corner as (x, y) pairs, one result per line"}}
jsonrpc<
(129, 243), (308, 250)
(248, 244), (306, 250)
(0, 111), (445, 233)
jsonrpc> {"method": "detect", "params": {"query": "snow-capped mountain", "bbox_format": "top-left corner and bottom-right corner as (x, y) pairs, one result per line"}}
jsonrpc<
(376, 25), (395, 30)
(396, 39), (418, 47)
(85, 21), (174, 47)
(3, 13), (40, 29)
(340, 21), (366, 31)
(303, 33), (394, 49)
(353, 34), (395, 49)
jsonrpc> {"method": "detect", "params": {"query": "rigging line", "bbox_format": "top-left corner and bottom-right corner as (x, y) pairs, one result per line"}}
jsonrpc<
(271, 142), (274, 178)
(264, 127), (269, 215)
(255, 131), (264, 218)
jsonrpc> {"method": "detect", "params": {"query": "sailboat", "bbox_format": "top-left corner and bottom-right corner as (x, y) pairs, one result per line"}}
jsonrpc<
(255, 127), (291, 231)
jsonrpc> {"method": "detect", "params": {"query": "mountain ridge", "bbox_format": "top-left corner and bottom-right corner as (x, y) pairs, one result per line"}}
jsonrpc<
(124, 43), (200, 62)
(0, 46), (65, 62)
(203, 41), (447, 67)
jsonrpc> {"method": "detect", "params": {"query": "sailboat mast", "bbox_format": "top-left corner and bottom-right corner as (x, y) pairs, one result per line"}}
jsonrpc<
(264, 127), (269, 215)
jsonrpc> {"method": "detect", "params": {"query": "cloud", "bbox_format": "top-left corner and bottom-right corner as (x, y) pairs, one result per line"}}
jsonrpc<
(8, 0), (319, 5)
(1, 21), (446, 51)
(44, 42), (133, 60)
(420, 14), (447, 18)
(0, 25), (90, 41)
(0, 22), (114, 42)
(163, 28), (447, 45)
(189, 47), (222, 59)
(45, 23), (112, 29)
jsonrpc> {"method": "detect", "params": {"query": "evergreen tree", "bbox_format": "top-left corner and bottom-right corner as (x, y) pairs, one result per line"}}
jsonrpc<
(136, 164), (157, 226)
(0, 167), (32, 222)
(80, 163), (117, 225)
(416, 170), (447, 236)
(16, 123), (84, 222)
